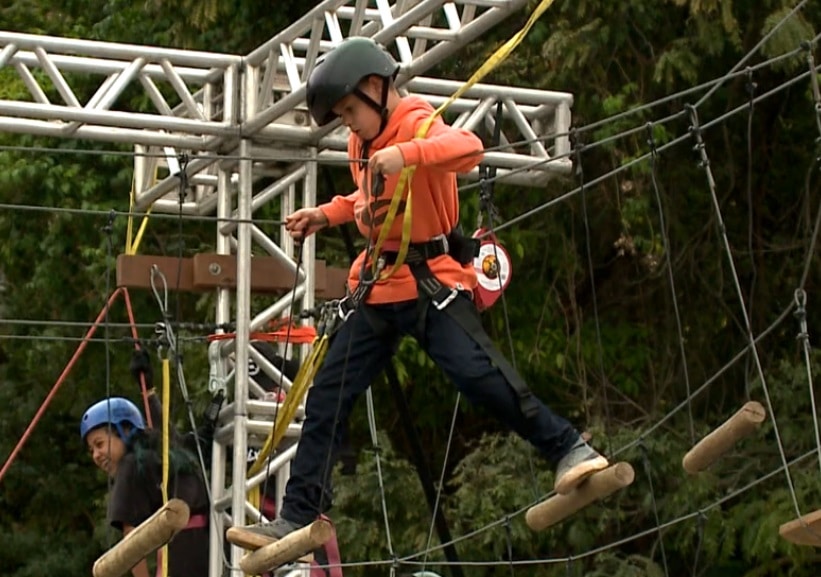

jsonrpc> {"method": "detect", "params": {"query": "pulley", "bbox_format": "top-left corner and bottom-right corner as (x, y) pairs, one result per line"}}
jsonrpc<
(472, 228), (512, 311)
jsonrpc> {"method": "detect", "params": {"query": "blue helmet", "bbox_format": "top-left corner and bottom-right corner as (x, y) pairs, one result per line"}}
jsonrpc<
(80, 397), (145, 442)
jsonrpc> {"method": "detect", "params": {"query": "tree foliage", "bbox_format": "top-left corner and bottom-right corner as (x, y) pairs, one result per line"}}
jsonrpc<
(0, 1), (819, 576)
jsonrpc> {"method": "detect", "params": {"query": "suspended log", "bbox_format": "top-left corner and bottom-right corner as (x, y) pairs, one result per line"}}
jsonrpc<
(238, 519), (333, 575)
(226, 526), (276, 551)
(779, 509), (821, 547)
(682, 401), (766, 474)
(525, 462), (635, 532)
(93, 499), (190, 577)
(226, 525), (315, 563)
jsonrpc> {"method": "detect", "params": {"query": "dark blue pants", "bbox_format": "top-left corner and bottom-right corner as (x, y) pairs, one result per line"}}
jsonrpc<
(280, 294), (579, 525)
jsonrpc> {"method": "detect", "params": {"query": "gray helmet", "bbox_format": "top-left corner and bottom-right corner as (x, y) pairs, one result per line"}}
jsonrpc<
(306, 37), (399, 126)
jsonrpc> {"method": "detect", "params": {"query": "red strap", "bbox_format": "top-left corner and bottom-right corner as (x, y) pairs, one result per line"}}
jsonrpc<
(154, 514), (209, 577)
(312, 515), (343, 577)
(206, 326), (317, 345)
(262, 495), (277, 520)
(185, 513), (209, 530)
(255, 500), (344, 577)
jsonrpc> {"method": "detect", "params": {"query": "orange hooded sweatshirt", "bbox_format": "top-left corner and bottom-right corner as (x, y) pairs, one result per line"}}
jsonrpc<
(318, 95), (484, 304)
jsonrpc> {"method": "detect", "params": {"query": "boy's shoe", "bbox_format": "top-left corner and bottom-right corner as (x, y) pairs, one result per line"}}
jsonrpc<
(553, 438), (609, 495)
(226, 516), (302, 550)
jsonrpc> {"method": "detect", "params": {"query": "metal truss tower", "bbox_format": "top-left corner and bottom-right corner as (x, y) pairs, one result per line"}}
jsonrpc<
(0, 1), (573, 575)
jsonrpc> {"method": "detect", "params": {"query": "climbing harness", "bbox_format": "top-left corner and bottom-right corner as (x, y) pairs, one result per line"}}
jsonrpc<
(389, 234), (540, 420)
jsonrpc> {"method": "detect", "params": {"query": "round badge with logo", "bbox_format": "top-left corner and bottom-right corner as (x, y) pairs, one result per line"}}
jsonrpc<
(472, 229), (512, 311)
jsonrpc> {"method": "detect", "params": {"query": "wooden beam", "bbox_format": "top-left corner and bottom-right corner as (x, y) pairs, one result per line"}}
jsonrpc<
(225, 525), (314, 563)
(233, 519), (333, 575)
(225, 527), (279, 551)
(779, 509), (821, 547)
(93, 499), (190, 577)
(682, 401), (766, 474)
(525, 462), (635, 532)
(116, 254), (348, 299)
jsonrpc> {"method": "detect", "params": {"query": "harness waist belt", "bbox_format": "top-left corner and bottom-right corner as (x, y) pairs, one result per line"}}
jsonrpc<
(381, 230), (479, 267)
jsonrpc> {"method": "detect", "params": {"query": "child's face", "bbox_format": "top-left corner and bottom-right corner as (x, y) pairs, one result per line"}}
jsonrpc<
(332, 77), (384, 141)
(86, 427), (127, 477)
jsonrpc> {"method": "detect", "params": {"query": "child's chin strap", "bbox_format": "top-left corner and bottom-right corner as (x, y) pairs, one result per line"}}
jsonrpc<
(354, 75), (391, 142)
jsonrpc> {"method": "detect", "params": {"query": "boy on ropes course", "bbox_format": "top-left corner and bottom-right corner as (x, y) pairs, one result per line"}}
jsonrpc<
(229, 36), (609, 546)
(81, 351), (209, 577)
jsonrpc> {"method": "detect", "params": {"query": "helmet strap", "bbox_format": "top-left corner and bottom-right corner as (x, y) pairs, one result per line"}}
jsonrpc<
(353, 76), (392, 141)
(115, 423), (133, 444)
(377, 76), (390, 133)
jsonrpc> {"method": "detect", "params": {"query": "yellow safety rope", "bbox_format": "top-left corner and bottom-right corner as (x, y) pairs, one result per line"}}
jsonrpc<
(125, 180), (134, 255)
(246, 335), (331, 478)
(128, 206), (154, 256)
(125, 165), (159, 256)
(371, 0), (557, 280)
(160, 357), (171, 577)
(245, 335), (330, 528)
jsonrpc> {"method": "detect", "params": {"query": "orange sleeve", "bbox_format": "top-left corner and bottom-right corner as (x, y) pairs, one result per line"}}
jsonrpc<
(319, 190), (359, 227)
(394, 115), (484, 173)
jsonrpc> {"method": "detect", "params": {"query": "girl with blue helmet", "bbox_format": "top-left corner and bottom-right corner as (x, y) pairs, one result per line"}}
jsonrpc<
(81, 352), (209, 577)
(80, 397), (145, 477)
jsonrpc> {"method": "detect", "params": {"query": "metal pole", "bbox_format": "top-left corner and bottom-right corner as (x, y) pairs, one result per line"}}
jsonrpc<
(302, 147), (317, 317)
(209, 165), (234, 577)
(230, 140), (252, 576)
(228, 61), (255, 576)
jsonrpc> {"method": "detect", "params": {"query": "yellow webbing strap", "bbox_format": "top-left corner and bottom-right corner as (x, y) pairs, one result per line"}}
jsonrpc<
(160, 357), (171, 577)
(371, 0), (557, 280)
(246, 335), (331, 478)
(125, 165), (159, 256)
(127, 206), (153, 256)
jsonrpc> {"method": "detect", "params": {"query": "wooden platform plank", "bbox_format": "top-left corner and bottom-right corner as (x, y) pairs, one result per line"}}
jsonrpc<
(117, 254), (348, 298)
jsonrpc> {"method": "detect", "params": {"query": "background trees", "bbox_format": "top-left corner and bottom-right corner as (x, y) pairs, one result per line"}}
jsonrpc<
(0, 1), (819, 575)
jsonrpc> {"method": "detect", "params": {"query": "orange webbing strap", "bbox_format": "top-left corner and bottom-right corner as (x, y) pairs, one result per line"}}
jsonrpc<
(206, 327), (317, 345)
